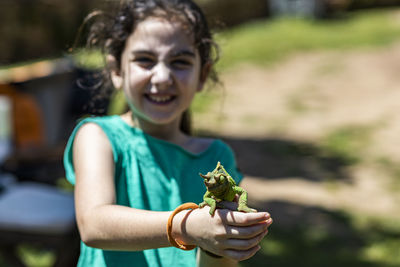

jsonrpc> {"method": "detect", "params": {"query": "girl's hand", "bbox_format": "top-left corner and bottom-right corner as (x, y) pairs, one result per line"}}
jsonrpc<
(181, 205), (272, 262)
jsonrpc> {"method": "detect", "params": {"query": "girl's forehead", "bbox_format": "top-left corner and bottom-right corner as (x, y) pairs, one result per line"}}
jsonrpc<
(126, 17), (196, 52)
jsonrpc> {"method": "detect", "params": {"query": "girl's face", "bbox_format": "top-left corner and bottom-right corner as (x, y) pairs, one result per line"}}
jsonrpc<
(111, 17), (207, 129)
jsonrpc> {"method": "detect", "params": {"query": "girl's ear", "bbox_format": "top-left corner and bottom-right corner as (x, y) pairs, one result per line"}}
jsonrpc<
(197, 61), (212, 92)
(107, 55), (123, 90)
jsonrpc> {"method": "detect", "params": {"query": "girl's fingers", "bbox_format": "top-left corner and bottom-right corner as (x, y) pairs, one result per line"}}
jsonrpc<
(225, 228), (268, 250)
(224, 245), (261, 262)
(217, 209), (272, 227)
(222, 229), (268, 261)
(226, 220), (271, 239)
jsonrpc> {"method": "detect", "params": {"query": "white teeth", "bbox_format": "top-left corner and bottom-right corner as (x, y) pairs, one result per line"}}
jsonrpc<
(147, 95), (173, 103)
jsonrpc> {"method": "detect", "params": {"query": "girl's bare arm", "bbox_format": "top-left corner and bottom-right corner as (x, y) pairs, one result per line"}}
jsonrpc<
(73, 123), (272, 262)
(73, 123), (174, 250)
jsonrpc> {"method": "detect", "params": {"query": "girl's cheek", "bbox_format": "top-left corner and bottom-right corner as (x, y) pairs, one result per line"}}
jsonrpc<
(130, 64), (152, 77)
(127, 68), (152, 87)
(175, 69), (200, 85)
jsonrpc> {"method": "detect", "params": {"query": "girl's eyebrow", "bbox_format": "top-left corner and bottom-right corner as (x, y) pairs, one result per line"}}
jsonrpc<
(131, 50), (153, 56)
(171, 50), (196, 58)
(130, 49), (196, 58)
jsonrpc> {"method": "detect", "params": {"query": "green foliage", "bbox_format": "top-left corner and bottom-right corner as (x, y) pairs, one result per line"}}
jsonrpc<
(16, 246), (55, 267)
(362, 239), (400, 265)
(217, 9), (400, 70)
(191, 89), (221, 114)
(107, 90), (128, 115)
(356, 216), (400, 266)
(0, 245), (57, 267)
(72, 48), (105, 69)
(240, 210), (400, 267)
(319, 125), (373, 165)
(375, 157), (400, 191)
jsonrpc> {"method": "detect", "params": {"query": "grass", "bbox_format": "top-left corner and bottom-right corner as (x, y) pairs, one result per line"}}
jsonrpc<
(209, 9), (400, 267)
(375, 157), (400, 191)
(216, 8), (400, 70)
(191, 86), (223, 113)
(240, 209), (400, 267)
(318, 125), (374, 165)
(69, 8), (400, 72)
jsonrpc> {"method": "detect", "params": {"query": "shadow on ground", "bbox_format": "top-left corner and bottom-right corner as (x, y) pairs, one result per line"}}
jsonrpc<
(202, 134), (400, 266)
(217, 136), (354, 183)
(240, 200), (400, 267)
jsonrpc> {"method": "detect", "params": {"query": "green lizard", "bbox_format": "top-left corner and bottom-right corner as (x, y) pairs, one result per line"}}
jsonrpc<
(199, 161), (257, 216)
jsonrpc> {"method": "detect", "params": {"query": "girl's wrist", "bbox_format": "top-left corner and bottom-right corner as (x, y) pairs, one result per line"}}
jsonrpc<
(200, 247), (223, 258)
(171, 209), (197, 246)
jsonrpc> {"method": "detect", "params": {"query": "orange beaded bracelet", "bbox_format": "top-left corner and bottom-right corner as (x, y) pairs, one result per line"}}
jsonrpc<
(166, 202), (199, 250)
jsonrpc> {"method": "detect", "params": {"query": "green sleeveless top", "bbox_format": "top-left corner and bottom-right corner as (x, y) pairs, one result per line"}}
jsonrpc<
(64, 115), (243, 267)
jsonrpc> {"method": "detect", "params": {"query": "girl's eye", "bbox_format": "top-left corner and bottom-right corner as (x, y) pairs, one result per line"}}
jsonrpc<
(133, 57), (155, 68)
(171, 59), (192, 69)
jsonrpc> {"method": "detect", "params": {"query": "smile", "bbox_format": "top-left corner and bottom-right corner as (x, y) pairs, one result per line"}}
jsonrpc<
(145, 94), (176, 104)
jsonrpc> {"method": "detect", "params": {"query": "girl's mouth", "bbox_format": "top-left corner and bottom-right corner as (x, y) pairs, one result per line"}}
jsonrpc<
(145, 94), (176, 104)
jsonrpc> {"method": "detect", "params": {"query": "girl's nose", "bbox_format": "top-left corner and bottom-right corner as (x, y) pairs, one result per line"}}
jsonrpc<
(151, 63), (172, 89)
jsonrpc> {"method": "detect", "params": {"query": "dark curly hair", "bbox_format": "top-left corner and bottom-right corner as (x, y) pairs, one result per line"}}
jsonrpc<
(78, 0), (220, 134)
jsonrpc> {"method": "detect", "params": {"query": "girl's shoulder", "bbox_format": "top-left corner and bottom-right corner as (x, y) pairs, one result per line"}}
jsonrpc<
(67, 115), (132, 157)
(73, 115), (132, 138)
(76, 115), (122, 127)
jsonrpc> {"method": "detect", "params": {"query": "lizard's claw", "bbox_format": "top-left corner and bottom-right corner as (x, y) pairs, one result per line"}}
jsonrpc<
(209, 205), (216, 216)
(238, 205), (257, 213)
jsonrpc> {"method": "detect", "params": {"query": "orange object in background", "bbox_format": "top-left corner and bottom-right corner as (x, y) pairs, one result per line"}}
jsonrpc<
(0, 84), (45, 150)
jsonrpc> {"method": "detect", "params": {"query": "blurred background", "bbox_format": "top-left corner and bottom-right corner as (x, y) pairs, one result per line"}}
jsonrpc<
(1, 0), (400, 266)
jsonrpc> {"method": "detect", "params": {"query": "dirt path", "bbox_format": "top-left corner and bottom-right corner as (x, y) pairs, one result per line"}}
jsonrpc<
(194, 41), (400, 219)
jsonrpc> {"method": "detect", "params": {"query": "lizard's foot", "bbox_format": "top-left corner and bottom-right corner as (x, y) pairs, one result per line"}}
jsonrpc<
(209, 205), (217, 216)
(199, 201), (217, 215)
(238, 205), (257, 213)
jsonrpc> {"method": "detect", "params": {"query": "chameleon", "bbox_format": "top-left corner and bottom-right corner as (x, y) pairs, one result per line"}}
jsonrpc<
(199, 161), (257, 216)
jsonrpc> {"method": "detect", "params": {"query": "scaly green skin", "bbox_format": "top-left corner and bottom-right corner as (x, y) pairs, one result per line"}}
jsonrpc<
(199, 162), (257, 216)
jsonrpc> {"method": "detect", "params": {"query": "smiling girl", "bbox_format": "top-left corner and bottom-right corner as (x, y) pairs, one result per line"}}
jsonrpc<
(64, 1), (272, 266)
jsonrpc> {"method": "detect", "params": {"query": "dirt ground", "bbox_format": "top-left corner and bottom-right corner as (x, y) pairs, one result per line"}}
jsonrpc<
(194, 41), (400, 222)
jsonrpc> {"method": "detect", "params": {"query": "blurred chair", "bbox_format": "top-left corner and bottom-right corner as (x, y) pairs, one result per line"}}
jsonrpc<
(0, 83), (79, 267)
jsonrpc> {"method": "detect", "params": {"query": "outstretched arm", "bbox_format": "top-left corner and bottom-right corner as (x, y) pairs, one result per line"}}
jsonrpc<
(73, 123), (174, 250)
(73, 123), (271, 262)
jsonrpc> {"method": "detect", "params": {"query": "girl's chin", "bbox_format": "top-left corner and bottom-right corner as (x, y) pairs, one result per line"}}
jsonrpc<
(136, 111), (181, 126)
